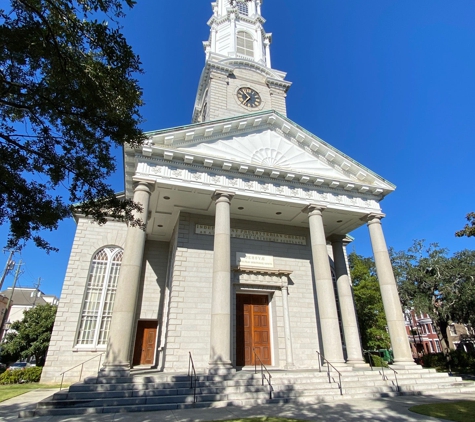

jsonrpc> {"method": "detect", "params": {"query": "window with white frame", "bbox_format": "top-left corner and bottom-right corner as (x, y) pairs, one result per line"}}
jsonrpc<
(237, 31), (254, 58)
(435, 339), (442, 352)
(237, 1), (249, 16)
(76, 247), (123, 347)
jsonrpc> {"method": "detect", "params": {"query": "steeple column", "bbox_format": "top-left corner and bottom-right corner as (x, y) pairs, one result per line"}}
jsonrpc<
(229, 11), (236, 57)
(364, 214), (415, 366)
(209, 190), (235, 373)
(303, 204), (345, 364)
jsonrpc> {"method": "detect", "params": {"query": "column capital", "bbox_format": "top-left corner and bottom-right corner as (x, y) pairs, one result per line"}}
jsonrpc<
(361, 212), (386, 225)
(302, 203), (327, 216)
(132, 180), (155, 195)
(212, 190), (235, 203)
(327, 234), (347, 244)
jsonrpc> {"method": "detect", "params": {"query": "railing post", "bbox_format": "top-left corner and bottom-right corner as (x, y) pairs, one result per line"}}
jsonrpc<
(60, 374), (64, 391)
(79, 364), (84, 383)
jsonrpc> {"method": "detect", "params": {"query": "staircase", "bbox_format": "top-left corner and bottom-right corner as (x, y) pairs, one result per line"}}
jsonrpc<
(25, 367), (475, 417)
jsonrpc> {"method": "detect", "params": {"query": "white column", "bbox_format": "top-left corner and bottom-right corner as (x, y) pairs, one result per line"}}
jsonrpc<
(209, 190), (235, 372)
(330, 236), (365, 366)
(364, 214), (415, 366)
(281, 282), (294, 369)
(265, 38), (272, 68)
(303, 204), (345, 364)
(103, 182), (153, 375)
(229, 13), (236, 57)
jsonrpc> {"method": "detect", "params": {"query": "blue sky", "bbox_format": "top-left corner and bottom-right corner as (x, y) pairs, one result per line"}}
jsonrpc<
(1, 0), (474, 297)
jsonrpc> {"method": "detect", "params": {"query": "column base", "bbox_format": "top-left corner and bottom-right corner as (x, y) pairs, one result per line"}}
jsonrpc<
(346, 360), (369, 369)
(99, 364), (131, 378)
(390, 361), (422, 370)
(208, 362), (235, 375)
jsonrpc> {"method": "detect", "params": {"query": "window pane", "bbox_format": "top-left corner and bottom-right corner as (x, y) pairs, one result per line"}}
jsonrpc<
(76, 247), (122, 347)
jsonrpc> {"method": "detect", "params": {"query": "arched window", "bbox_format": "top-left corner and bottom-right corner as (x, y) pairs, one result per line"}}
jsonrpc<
(237, 31), (254, 58)
(76, 247), (123, 347)
(237, 1), (249, 16)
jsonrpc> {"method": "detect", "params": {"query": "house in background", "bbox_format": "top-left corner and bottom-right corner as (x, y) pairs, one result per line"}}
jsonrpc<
(404, 309), (475, 357)
(0, 287), (59, 326)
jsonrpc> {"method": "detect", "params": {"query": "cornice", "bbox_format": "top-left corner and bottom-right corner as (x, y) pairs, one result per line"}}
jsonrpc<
(129, 155), (383, 214)
(134, 111), (395, 200)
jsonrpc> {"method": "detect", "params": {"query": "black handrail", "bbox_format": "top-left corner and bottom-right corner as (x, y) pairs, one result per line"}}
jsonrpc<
(253, 348), (273, 399)
(377, 351), (399, 392)
(363, 350), (374, 371)
(315, 350), (343, 395)
(188, 351), (198, 404)
(365, 350), (400, 393)
(59, 353), (104, 390)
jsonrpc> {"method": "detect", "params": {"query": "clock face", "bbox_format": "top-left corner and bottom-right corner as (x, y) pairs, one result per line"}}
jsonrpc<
(237, 87), (262, 108)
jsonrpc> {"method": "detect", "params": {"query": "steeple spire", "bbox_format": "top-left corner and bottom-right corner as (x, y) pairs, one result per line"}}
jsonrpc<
(205, 1), (272, 68)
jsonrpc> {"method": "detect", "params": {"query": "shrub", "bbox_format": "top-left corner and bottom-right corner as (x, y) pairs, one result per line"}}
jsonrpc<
(422, 352), (447, 369)
(0, 367), (43, 384)
(364, 353), (388, 368)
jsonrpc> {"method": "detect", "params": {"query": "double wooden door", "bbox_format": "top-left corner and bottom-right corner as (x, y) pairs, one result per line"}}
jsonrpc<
(236, 294), (271, 366)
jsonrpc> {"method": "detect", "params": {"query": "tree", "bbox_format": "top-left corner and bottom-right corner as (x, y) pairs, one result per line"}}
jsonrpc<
(391, 240), (475, 352)
(1, 303), (57, 366)
(1, 0), (145, 252)
(348, 252), (391, 350)
(456, 212), (475, 238)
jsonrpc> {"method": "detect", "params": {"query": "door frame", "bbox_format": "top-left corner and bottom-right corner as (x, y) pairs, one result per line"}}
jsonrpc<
(234, 291), (275, 367)
(133, 319), (158, 367)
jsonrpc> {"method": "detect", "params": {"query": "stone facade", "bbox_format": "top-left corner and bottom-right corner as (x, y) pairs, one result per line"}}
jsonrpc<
(42, 0), (415, 384)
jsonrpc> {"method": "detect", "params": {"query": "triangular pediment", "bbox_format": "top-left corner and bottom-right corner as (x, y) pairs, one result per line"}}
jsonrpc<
(177, 130), (354, 183)
(127, 110), (395, 199)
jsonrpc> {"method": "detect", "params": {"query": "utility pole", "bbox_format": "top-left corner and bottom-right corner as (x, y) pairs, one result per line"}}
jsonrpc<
(32, 278), (41, 307)
(0, 250), (16, 292)
(0, 260), (23, 341)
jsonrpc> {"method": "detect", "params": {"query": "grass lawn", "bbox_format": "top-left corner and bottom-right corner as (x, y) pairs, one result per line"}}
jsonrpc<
(409, 401), (475, 422)
(212, 419), (308, 422)
(0, 384), (61, 403)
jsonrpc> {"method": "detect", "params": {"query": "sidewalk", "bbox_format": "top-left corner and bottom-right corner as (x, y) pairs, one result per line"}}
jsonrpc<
(0, 389), (472, 421)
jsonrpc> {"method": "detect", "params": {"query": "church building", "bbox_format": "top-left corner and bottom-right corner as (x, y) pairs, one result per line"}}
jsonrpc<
(41, 0), (415, 384)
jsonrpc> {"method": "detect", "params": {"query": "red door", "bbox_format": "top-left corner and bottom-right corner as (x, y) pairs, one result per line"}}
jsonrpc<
(236, 295), (271, 366)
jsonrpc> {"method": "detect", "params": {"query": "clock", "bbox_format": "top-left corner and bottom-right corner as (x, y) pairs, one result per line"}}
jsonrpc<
(237, 87), (262, 108)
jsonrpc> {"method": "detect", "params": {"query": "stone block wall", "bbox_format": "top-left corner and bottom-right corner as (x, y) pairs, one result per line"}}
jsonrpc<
(41, 218), (128, 384)
(162, 213), (322, 372)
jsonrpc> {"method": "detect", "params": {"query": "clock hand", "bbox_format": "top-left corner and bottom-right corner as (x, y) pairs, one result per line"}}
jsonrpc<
(243, 94), (251, 104)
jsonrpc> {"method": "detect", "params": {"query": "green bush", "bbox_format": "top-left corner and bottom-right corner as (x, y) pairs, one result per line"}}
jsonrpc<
(364, 353), (389, 368)
(21, 367), (42, 383)
(422, 352), (447, 369)
(0, 367), (42, 384)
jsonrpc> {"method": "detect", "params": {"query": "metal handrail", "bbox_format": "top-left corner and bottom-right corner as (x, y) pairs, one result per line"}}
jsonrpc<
(253, 348), (273, 399)
(188, 351), (198, 404)
(365, 350), (400, 393)
(59, 353), (104, 390)
(376, 351), (399, 392)
(363, 350), (374, 371)
(315, 350), (343, 395)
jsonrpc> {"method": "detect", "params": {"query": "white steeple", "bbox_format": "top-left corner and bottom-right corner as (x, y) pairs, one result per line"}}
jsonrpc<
(192, 0), (291, 123)
(205, 0), (272, 68)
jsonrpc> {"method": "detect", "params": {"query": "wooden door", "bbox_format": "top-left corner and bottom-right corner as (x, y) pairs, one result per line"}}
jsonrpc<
(133, 321), (157, 366)
(236, 294), (271, 366)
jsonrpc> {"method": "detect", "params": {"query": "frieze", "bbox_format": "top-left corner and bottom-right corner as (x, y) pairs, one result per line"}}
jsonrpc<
(136, 160), (382, 212)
